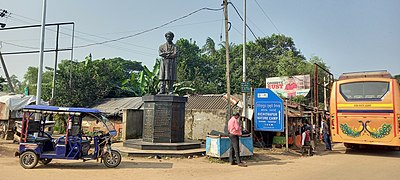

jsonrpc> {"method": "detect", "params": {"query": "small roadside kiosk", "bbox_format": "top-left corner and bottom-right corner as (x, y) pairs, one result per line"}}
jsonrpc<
(205, 134), (253, 158)
(205, 92), (254, 158)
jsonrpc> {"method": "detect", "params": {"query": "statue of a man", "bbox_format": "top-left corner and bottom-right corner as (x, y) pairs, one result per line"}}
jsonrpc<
(158, 31), (179, 94)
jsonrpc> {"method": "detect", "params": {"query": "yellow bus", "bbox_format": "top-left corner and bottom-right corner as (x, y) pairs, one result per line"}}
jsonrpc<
(330, 70), (400, 149)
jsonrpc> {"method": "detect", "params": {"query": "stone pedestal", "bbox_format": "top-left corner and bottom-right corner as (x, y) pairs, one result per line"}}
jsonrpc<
(142, 95), (187, 143)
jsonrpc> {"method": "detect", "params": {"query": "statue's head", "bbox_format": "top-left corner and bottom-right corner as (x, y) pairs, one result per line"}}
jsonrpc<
(165, 31), (174, 42)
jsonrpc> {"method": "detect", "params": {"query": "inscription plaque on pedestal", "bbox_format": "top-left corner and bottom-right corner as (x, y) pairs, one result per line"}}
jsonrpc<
(142, 95), (187, 143)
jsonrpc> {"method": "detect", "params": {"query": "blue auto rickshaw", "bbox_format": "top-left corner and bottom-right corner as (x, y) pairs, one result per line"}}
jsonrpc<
(16, 105), (122, 169)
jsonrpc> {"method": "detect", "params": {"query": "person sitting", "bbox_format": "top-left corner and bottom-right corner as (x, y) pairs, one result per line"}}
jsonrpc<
(301, 127), (313, 155)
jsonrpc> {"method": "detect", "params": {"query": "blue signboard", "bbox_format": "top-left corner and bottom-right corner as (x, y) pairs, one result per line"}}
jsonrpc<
(254, 88), (284, 132)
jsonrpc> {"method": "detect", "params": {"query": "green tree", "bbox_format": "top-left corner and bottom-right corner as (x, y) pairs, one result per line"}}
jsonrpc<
(22, 55), (143, 107)
(0, 75), (23, 93)
(121, 59), (160, 96)
(176, 38), (221, 94)
(0, 76), (5, 91)
(22, 67), (53, 99)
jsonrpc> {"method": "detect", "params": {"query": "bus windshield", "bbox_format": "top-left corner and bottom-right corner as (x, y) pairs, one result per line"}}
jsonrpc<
(340, 81), (389, 101)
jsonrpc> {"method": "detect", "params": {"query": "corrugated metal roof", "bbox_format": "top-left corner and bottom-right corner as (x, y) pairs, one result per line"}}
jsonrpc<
(91, 97), (143, 116)
(186, 94), (238, 110)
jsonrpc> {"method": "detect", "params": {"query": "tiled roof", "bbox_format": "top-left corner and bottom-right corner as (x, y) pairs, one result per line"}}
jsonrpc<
(91, 97), (143, 116)
(186, 94), (238, 110)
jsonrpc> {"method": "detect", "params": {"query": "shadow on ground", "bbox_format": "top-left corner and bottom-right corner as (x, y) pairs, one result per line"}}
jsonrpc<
(345, 148), (400, 158)
(34, 161), (173, 169)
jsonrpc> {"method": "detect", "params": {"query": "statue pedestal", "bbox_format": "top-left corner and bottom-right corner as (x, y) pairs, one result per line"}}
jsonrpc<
(142, 95), (187, 143)
(123, 95), (201, 150)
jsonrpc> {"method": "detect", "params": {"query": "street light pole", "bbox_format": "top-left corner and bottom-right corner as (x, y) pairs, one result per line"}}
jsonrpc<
(242, 0), (248, 128)
(36, 0), (47, 105)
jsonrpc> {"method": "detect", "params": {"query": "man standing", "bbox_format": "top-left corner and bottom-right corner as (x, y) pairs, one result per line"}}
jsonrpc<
(158, 31), (179, 95)
(228, 113), (247, 167)
(322, 117), (332, 150)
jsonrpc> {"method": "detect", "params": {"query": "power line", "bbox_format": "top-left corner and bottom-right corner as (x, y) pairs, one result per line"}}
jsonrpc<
(253, 0), (281, 34)
(5, 14), (157, 57)
(98, 19), (222, 36)
(227, 1), (267, 37)
(10, 12), (40, 23)
(4, 7), (224, 55)
(74, 7), (224, 48)
(7, 12), (157, 55)
(1, 41), (38, 50)
(228, 2), (258, 40)
(231, 26), (243, 36)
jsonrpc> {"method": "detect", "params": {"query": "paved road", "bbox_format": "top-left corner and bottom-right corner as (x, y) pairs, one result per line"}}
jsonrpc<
(1, 143), (399, 180)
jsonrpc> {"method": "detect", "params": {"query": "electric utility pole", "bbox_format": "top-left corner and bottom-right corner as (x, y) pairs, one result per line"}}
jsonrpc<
(224, 0), (231, 120)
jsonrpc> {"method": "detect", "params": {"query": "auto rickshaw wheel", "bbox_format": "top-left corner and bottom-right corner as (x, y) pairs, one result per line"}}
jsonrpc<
(103, 150), (121, 168)
(19, 151), (39, 169)
(39, 158), (52, 165)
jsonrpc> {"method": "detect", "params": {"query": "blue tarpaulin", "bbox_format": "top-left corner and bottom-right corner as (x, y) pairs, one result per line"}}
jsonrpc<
(206, 135), (253, 158)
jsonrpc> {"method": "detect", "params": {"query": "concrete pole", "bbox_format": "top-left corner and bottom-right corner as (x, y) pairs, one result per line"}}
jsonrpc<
(224, 0), (231, 120)
(285, 99), (289, 151)
(242, 0), (248, 129)
(36, 0), (47, 105)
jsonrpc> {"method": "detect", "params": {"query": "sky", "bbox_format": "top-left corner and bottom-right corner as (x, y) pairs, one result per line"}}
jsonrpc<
(0, 0), (399, 82)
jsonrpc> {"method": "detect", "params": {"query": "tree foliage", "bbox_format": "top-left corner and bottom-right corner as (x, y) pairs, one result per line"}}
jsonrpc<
(175, 34), (326, 97)
(17, 33), (333, 107)
(21, 56), (142, 107)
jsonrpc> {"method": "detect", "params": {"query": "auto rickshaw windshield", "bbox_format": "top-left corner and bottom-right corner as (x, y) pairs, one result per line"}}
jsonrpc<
(89, 113), (117, 137)
(100, 115), (118, 137)
(100, 115), (116, 131)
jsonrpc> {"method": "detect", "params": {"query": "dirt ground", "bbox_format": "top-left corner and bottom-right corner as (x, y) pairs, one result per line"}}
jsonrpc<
(1, 140), (400, 180)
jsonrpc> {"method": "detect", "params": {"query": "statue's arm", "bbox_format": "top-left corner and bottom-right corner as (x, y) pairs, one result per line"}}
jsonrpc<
(159, 45), (168, 57)
(168, 46), (178, 58)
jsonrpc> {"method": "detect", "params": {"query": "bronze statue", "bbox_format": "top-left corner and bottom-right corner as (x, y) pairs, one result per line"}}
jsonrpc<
(158, 31), (179, 95)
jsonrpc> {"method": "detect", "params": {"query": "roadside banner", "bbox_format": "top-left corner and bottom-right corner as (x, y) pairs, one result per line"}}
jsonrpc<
(265, 74), (311, 98)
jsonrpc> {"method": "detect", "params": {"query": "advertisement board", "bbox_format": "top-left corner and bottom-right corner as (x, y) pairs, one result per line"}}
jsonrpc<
(265, 74), (311, 98)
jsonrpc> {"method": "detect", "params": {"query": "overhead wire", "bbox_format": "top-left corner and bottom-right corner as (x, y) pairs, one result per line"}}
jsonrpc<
(74, 7), (224, 48)
(5, 13), (158, 57)
(231, 26), (243, 36)
(1, 41), (38, 50)
(228, 2), (258, 40)
(229, 0), (267, 37)
(253, 0), (281, 34)
(4, 7), (224, 56)
(220, 11), (224, 42)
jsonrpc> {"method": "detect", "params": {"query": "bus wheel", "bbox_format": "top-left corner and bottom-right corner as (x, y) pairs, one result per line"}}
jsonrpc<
(344, 143), (359, 149)
(19, 151), (39, 169)
(392, 146), (400, 151)
(344, 143), (351, 148)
